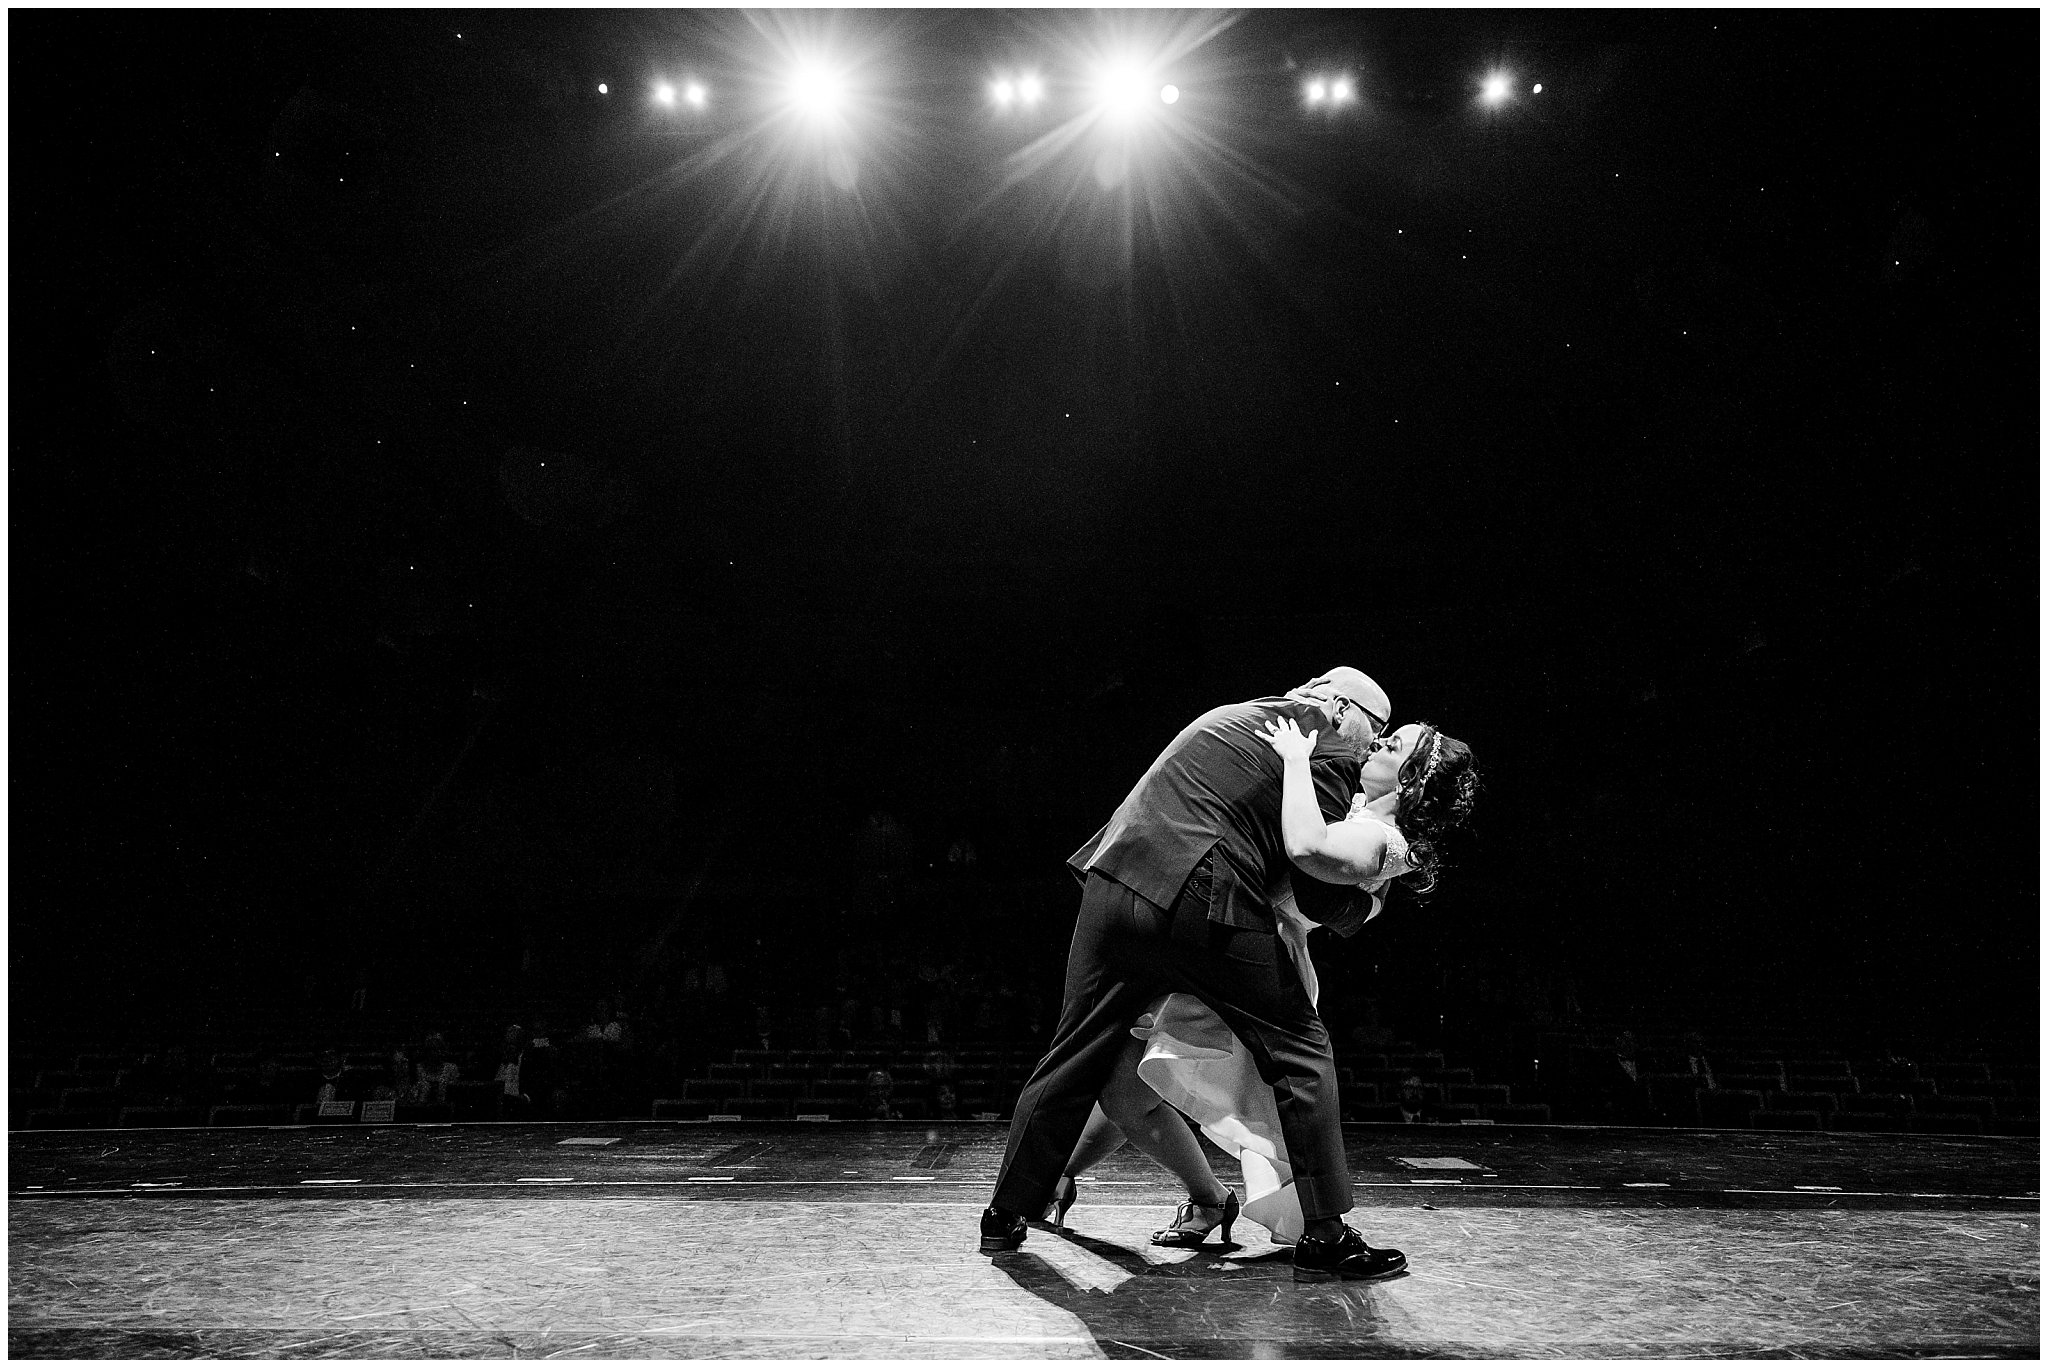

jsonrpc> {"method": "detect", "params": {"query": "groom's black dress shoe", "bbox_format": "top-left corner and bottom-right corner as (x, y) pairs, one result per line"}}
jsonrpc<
(980, 1206), (1028, 1253)
(1291, 1226), (1407, 1282)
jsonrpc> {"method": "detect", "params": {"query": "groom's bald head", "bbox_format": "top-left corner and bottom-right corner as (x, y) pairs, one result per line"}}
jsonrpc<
(1294, 667), (1390, 726)
(1289, 666), (1391, 755)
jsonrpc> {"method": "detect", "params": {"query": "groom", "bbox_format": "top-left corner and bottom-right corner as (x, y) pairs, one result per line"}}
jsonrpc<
(981, 668), (1408, 1282)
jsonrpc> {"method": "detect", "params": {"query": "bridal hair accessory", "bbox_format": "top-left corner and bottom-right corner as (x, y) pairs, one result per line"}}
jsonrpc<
(1418, 728), (1446, 789)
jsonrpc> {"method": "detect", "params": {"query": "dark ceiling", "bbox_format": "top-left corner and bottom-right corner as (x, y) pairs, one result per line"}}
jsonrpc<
(9, 10), (2037, 1031)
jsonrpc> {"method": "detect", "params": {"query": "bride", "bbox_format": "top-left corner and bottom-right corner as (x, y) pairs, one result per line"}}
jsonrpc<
(1039, 715), (1479, 1246)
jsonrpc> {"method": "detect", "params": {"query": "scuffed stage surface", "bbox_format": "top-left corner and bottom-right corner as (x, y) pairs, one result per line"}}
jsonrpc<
(11, 1121), (2038, 1358)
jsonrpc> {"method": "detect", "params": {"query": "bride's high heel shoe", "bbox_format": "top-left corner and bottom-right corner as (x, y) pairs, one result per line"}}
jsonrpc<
(1042, 1175), (1079, 1231)
(1150, 1189), (1239, 1248)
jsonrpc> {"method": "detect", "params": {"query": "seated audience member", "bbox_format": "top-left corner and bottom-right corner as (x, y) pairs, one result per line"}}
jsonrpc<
(494, 1025), (529, 1113)
(315, 1050), (348, 1105)
(932, 1082), (961, 1120)
(408, 1032), (460, 1105)
(862, 1069), (900, 1121)
(1613, 1031), (1641, 1084)
(1397, 1074), (1429, 1124)
(1682, 1031), (1716, 1090)
(583, 999), (634, 1049)
(1591, 1032), (1650, 1123)
(370, 1048), (412, 1103)
(523, 1018), (563, 1118)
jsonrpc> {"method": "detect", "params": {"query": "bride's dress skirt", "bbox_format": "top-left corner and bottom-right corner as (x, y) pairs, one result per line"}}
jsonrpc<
(1131, 993), (1306, 1243)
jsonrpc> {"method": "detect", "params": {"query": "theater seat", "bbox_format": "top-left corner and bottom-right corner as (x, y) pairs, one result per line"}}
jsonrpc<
(1344, 1102), (1408, 1123)
(207, 1104), (292, 1127)
(117, 1105), (208, 1129)
(1698, 1089), (1764, 1129)
(447, 1081), (502, 1121)
(1643, 1075), (1703, 1125)
(1449, 1083), (1512, 1107)
(1480, 1103), (1553, 1124)
(393, 1103), (453, 1124)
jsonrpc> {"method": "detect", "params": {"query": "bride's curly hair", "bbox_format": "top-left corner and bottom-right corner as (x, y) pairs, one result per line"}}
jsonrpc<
(1388, 724), (1481, 900)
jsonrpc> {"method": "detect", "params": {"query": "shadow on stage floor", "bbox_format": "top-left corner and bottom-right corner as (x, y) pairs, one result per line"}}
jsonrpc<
(8, 1119), (2038, 1359)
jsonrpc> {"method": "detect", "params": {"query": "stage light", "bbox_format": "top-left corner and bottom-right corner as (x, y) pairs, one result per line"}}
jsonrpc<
(1306, 79), (1327, 104)
(1532, 83), (1543, 94)
(1092, 62), (1153, 121)
(653, 82), (676, 107)
(992, 77), (1015, 107)
(597, 83), (608, 96)
(685, 82), (707, 108)
(1159, 84), (1179, 105)
(788, 61), (847, 119)
(1331, 77), (1354, 104)
(1018, 72), (1044, 105)
(1481, 72), (1511, 106)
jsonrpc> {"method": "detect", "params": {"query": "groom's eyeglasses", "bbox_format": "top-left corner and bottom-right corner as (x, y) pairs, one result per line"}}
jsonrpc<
(1335, 697), (1389, 742)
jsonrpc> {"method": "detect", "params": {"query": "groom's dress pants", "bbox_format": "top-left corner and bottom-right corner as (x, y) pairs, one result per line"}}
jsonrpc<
(991, 866), (1352, 1222)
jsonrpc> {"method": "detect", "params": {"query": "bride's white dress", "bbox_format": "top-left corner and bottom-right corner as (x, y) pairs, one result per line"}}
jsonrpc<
(1129, 811), (1410, 1245)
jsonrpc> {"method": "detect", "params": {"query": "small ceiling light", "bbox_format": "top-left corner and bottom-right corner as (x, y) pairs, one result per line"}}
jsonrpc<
(1159, 83), (1178, 105)
(684, 82), (707, 108)
(597, 83), (608, 95)
(653, 82), (676, 106)
(1331, 77), (1354, 104)
(1018, 72), (1044, 105)
(1306, 79), (1327, 104)
(1481, 72), (1511, 105)
(1532, 82), (1543, 94)
(992, 77), (1015, 107)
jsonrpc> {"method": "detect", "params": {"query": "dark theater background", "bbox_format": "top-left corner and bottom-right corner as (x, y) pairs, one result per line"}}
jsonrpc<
(8, 10), (2037, 1093)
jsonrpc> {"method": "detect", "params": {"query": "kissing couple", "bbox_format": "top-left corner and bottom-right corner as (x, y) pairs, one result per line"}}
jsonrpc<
(980, 667), (1479, 1282)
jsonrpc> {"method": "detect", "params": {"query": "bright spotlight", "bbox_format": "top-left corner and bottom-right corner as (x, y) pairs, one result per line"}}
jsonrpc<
(992, 77), (1015, 107)
(1306, 79), (1327, 104)
(1159, 84), (1179, 105)
(1481, 72), (1512, 105)
(1331, 77), (1354, 104)
(1018, 72), (1043, 105)
(1092, 63), (1151, 119)
(685, 82), (707, 108)
(1532, 82), (1543, 95)
(653, 82), (676, 107)
(788, 62), (847, 119)
(597, 83), (609, 96)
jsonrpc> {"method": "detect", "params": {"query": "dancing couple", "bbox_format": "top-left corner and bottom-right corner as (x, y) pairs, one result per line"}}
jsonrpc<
(980, 668), (1478, 1282)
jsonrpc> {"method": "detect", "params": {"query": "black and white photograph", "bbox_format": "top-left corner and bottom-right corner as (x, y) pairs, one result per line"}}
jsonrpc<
(8, 6), (2039, 1359)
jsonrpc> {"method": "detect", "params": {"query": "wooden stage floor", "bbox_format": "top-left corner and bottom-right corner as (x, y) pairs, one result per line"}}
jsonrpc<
(9, 1120), (2039, 1359)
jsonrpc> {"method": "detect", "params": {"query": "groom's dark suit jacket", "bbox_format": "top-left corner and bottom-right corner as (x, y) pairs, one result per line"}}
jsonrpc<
(1067, 695), (1375, 943)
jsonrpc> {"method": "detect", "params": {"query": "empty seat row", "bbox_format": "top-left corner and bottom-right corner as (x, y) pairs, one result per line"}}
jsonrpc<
(21, 1083), (512, 1130)
(1685, 1088), (2025, 1131)
(1342, 1100), (1551, 1125)
(1332, 1051), (1448, 1074)
(650, 1098), (1003, 1122)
